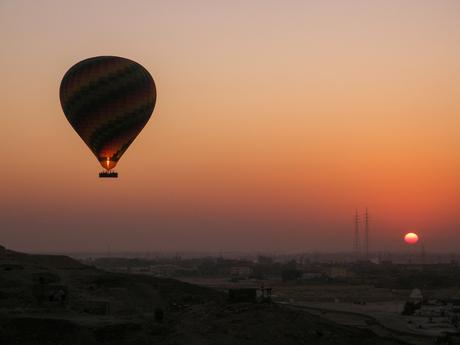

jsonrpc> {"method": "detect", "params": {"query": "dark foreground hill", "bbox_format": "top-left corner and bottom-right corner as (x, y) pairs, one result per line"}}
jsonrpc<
(0, 246), (402, 345)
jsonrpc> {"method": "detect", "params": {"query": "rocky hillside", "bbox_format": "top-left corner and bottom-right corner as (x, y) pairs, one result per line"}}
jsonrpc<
(0, 246), (403, 345)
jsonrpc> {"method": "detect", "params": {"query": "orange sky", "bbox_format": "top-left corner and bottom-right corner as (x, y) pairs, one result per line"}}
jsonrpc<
(1, 1), (460, 252)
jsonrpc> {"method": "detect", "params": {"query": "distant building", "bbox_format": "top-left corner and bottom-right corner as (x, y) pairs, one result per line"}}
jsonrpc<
(301, 272), (322, 280)
(257, 256), (274, 265)
(230, 266), (252, 278)
(325, 267), (352, 279)
(149, 264), (182, 277)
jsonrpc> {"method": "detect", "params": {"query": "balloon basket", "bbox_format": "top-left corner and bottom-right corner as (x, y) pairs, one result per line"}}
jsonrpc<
(99, 171), (118, 178)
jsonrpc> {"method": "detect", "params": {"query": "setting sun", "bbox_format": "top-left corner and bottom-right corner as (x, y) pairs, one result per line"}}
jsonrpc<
(404, 232), (419, 245)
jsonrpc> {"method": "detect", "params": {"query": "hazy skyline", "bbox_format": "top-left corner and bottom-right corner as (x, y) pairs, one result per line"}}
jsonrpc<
(1, 1), (460, 252)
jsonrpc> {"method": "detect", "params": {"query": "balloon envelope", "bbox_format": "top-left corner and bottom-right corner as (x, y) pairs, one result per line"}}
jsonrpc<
(60, 56), (156, 170)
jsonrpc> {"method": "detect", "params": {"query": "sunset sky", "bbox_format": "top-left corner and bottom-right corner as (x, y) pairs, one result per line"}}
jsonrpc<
(1, 1), (460, 253)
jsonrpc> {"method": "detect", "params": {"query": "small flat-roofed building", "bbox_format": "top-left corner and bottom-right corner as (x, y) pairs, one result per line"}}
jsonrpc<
(228, 288), (257, 303)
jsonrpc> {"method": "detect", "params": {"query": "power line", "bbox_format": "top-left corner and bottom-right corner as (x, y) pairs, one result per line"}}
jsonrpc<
(354, 209), (361, 260)
(364, 208), (369, 260)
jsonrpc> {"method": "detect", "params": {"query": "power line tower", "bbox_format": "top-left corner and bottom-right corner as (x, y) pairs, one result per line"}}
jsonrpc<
(354, 209), (361, 260)
(364, 208), (369, 260)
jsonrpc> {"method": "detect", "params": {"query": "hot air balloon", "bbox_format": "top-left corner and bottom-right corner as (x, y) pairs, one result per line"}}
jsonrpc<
(60, 56), (156, 178)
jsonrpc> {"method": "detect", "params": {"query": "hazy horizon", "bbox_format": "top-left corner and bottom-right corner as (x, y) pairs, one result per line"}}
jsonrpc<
(2, 1), (460, 253)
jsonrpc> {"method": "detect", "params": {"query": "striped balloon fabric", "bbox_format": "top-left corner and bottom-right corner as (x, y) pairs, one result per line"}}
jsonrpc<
(60, 56), (156, 171)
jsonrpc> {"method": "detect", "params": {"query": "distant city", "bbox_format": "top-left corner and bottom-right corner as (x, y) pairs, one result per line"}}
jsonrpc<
(63, 250), (460, 265)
